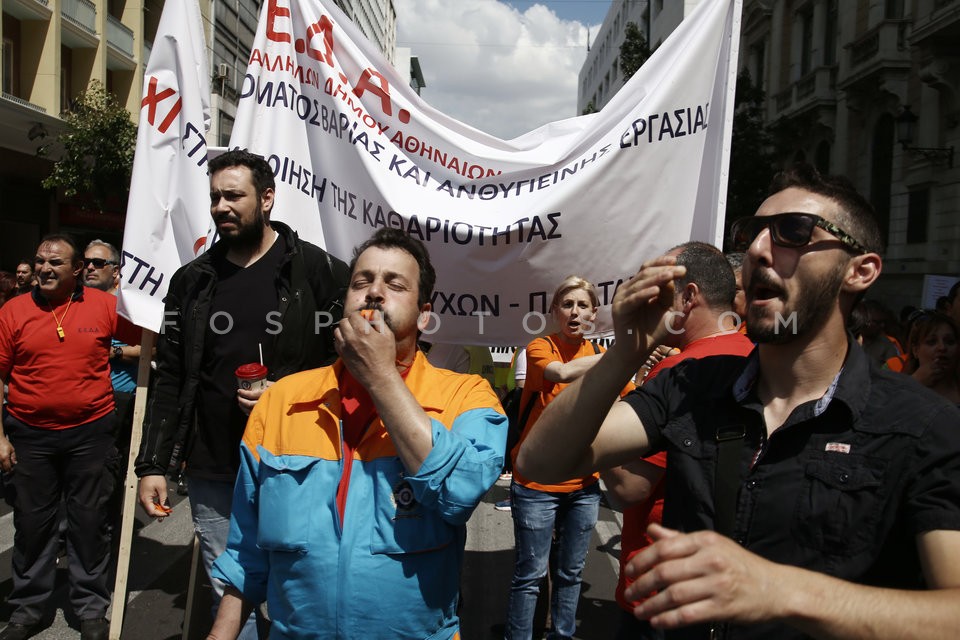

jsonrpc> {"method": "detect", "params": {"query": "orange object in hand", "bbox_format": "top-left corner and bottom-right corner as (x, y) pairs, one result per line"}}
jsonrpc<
(154, 501), (172, 515)
(360, 309), (376, 321)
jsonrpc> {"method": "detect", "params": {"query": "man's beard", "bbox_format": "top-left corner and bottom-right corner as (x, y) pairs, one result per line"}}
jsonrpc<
(222, 201), (267, 250)
(747, 262), (846, 344)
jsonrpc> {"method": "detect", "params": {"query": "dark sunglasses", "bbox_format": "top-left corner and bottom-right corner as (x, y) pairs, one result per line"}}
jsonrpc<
(731, 212), (867, 254)
(84, 258), (118, 268)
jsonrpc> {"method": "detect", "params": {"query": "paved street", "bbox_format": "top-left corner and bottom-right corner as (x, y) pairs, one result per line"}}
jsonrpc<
(0, 477), (624, 639)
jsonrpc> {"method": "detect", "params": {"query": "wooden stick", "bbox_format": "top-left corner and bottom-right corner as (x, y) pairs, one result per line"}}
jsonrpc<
(110, 328), (156, 640)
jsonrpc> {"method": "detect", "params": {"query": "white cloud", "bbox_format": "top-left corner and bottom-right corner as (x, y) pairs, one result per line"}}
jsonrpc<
(396, 0), (595, 140)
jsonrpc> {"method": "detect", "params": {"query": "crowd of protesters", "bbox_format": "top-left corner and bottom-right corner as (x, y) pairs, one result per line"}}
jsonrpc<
(2, 159), (960, 640)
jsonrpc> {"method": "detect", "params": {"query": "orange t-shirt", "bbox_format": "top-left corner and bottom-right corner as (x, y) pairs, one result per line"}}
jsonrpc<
(511, 334), (633, 493)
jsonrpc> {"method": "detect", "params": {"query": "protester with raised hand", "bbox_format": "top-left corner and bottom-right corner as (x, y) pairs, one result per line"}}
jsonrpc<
(517, 164), (960, 639)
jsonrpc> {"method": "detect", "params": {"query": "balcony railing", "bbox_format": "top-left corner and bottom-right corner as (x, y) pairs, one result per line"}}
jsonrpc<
(849, 20), (909, 71)
(107, 15), (134, 57)
(61, 0), (97, 36)
(2, 91), (48, 113)
(775, 88), (793, 112)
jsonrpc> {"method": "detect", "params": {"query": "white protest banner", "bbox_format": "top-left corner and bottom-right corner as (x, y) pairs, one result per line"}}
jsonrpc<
(118, 0), (213, 331)
(230, 0), (742, 345)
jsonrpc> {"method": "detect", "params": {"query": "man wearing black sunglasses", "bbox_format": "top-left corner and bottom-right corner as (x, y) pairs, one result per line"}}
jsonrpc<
(83, 240), (120, 293)
(517, 164), (960, 639)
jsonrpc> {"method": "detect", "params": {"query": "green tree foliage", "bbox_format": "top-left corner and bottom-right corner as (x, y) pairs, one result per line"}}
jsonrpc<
(582, 100), (597, 115)
(725, 70), (777, 238)
(42, 81), (136, 211)
(619, 21), (651, 81)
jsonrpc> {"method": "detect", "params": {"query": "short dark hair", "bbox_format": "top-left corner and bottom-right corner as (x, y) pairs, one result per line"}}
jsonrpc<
(38, 233), (83, 264)
(17, 259), (34, 272)
(948, 280), (960, 303)
(208, 149), (276, 197)
(725, 251), (745, 273)
(672, 241), (736, 310)
(350, 228), (436, 306)
(768, 163), (883, 256)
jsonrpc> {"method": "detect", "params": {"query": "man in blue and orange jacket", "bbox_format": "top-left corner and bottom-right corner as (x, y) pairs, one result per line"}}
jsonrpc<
(208, 228), (507, 640)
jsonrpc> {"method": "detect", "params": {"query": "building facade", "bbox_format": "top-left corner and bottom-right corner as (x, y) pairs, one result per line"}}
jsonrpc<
(578, 0), (707, 114)
(0, 0), (398, 271)
(334, 0), (395, 64)
(743, 0), (960, 310)
(0, 0), (163, 267)
(578, 0), (649, 113)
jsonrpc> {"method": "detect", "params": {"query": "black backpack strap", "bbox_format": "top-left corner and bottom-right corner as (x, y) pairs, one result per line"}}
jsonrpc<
(714, 424), (746, 538)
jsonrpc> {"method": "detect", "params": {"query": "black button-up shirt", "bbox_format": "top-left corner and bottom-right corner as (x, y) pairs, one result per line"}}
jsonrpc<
(624, 342), (960, 639)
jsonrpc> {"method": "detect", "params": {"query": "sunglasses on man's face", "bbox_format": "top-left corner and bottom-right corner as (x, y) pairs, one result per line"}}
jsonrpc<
(730, 212), (867, 254)
(84, 258), (118, 269)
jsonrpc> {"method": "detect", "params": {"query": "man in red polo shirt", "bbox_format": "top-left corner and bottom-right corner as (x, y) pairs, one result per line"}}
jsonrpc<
(602, 241), (753, 640)
(0, 234), (139, 640)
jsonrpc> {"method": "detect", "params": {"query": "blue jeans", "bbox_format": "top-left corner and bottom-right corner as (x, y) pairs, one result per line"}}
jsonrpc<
(187, 476), (260, 640)
(505, 481), (601, 639)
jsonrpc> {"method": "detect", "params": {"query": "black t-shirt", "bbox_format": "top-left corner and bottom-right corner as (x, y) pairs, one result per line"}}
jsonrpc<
(622, 344), (960, 640)
(191, 234), (287, 479)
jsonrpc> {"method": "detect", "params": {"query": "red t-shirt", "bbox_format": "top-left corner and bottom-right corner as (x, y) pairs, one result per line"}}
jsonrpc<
(615, 331), (754, 611)
(0, 287), (140, 429)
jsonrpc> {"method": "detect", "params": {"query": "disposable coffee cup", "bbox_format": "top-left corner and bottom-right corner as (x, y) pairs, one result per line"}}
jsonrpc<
(235, 363), (268, 391)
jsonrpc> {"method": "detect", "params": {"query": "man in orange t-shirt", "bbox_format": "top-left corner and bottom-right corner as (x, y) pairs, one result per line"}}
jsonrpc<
(0, 234), (139, 640)
(603, 242), (753, 639)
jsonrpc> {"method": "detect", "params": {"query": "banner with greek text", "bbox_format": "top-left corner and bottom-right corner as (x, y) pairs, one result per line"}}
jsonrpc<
(118, 0), (213, 332)
(230, 0), (742, 345)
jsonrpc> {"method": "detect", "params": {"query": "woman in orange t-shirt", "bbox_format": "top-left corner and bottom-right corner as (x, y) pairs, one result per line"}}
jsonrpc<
(505, 276), (631, 639)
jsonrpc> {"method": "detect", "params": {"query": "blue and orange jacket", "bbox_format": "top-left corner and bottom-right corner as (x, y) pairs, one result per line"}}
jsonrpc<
(212, 351), (506, 639)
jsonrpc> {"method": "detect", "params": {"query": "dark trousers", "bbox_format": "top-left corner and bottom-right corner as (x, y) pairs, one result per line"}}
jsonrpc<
(4, 412), (118, 625)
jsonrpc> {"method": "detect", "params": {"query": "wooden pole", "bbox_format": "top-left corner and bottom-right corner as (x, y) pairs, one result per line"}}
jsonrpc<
(181, 537), (202, 640)
(109, 328), (156, 640)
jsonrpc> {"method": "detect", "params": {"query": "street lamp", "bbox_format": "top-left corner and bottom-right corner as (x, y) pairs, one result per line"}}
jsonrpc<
(895, 105), (954, 168)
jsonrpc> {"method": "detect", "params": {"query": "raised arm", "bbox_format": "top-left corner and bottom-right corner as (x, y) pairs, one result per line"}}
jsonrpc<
(543, 353), (603, 383)
(516, 256), (685, 483)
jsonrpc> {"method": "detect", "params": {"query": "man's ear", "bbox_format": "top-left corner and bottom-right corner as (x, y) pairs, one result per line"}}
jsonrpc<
(261, 187), (275, 216)
(417, 303), (433, 332)
(682, 282), (698, 312)
(843, 253), (882, 295)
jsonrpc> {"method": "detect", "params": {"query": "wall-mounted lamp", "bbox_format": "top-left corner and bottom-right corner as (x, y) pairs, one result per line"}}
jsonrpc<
(895, 106), (954, 168)
(27, 122), (47, 141)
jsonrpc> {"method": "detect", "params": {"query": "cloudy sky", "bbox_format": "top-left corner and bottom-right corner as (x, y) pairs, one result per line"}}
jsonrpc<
(395, 0), (611, 140)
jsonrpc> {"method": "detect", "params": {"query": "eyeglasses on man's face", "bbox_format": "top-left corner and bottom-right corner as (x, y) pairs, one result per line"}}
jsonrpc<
(730, 212), (868, 255)
(83, 258), (118, 269)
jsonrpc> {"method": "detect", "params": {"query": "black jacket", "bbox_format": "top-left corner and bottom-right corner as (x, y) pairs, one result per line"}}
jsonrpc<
(134, 221), (349, 477)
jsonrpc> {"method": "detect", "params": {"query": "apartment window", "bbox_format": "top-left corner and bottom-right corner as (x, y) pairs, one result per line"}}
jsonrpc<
(750, 39), (766, 90)
(815, 141), (831, 175)
(219, 111), (235, 147)
(824, 0), (838, 66)
(906, 189), (929, 244)
(2, 38), (13, 95)
(885, 0), (905, 19)
(800, 7), (814, 76)
(61, 46), (73, 114)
